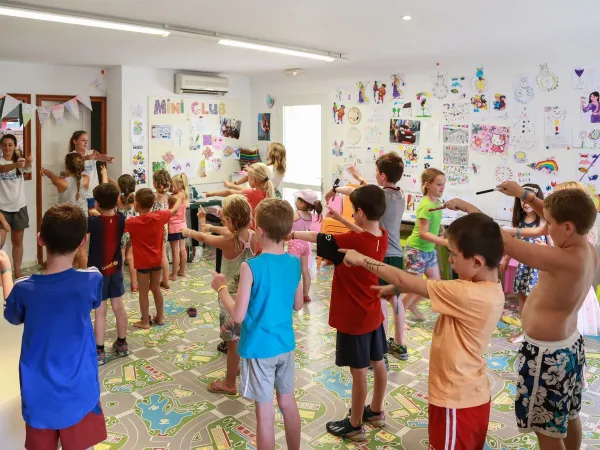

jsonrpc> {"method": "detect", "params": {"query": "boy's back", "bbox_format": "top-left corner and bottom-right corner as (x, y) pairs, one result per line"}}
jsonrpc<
(5, 268), (103, 429)
(126, 209), (171, 269)
(88, 212), (125, 274)
(427, 279), (504, 408)
(380, 188), (404, 256)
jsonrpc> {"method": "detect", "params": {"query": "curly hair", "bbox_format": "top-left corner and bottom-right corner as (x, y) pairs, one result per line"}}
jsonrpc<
(65, 152), (85, 201)
(153, 169), (172, 194)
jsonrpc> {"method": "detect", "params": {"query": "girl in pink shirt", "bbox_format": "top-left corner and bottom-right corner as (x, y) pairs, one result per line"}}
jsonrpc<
(168, 174), (189, 280)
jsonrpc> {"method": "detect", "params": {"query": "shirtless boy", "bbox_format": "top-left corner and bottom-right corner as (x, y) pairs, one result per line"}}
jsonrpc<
(447, 181), (598, 450)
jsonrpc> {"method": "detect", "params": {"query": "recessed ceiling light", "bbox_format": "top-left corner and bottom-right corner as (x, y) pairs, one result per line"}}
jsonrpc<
(402, 15), (412, 21)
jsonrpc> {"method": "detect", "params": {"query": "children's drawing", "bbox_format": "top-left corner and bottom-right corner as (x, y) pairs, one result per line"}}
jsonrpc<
(577, 152), (600, 173)
(443, 124), (469, 145)
(335, 88), (351, 102)
(443, 164), (469, 186)
(495, 165), (514, 183)
(258, 113), (271, 141)
(513, 150), (528, 164)
(573, 67), (594, 90)
(442, 102), (470, 123)
(357, 82), (369, 104)
(152, 161), (166, 173)
(405, 193), (423, 212)
(151, 125), (171, 140)
(266, 95), (275, 109)
(332, 140), (344, 157)
(366, 146), (385, 161)
(536, 64), (559, 91)
(162, 151), (174, 164)
(433, 72), (448, 99)
(513, 75), (534, 104)
(415, 92), (431, 118)
(424, 148), (434, 160)
(172, 125), (185, 148)
(220, 117), (241, 139)
(443, 145), (468, 166)
(472, 67), (487, 93)
(212, 136), (224, 150)
(203, 135), (212, 146)
(132, 167), (147, 185)
(517, 171), (531, 183)
(347, 127), (361, 145)
(528, 158), (559, 175)
(573, 128), (600, 149)
(131, 146), (145, 167)
(471, 162), (481, 175)
(470, 94), (489, 114)
(372, 81), (387, 104)
(399, 145), (419, 171)
(364, 124), (383, 143)
(544, 106), (570, 149)
(391, 74), (406, 99)
(332, 103), (346, 124)
(131, 120), (144, 143)
(367, 108), (384, 123)
(450, 76), (467, 100)
(202, 146), (214, 160)
(348, 107), (361, 125)
(581, 91), (600, 124)
(492, 93), (509, 120)
(470, 124), (510, 155)
(392, 100), (412, 119)
(512, 106), (535, 149)
(389, 119), (420, 145)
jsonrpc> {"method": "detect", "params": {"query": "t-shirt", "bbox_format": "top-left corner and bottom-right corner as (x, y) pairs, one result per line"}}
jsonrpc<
(380, 187), (405, 257)
(243, 188), (267, 228)
(267, 165), (284, 190)
(58, 176), (89, 216)
(0, 156), (30, 212)
(427, 279), (504, 409)
(168, 203), (187, 234)
(125, 210), (171, 269)
(4, 268), (103, 429)
(239, 253), (301, 358)
(317, 230), (388, 335)
(406, 196), (443, 252)
(88, 212), (125, 275)
(71, 150), (99, 199)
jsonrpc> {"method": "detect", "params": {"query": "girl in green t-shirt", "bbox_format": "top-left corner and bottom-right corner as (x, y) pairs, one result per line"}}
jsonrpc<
(404, 168), (447, 321)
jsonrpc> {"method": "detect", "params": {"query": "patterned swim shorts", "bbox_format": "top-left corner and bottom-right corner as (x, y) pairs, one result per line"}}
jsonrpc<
(404, 246), (438, 274)
(515, 332), (585, 438)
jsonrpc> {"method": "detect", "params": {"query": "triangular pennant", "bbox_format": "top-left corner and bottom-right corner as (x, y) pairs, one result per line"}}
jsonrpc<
(1, 95), (21, 119)
(89, 70), (106, 94)
(37, 107), (50, 127)
(76, 94), (93, 112)
(51, 104), (65, 124)
(21, 103), (35, 127)
(64, 98), (80, 119)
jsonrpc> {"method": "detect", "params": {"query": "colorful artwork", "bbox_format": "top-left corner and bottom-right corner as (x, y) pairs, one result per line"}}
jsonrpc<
(517, 170), (531, 183)
(202, 146), (213, 160)
(266, 94), (275, 109)
(391, 73), (406, 99)
(357, 81), (369, 104)
(364, 124), (383, 143)
(513, 150), (528, 164)
(348, 106), (361, 125)
(470, 124), (510, 155)
(332, 103), (345, 124)
(450, 76), (467, 100)
(132, 167), (146, 185)
(495, 165), (514, 183)
(222, 146), (240, 158)
(400, 145), (419, 170)
(581, 91), (600, 125)
(470, 94), (488, 114)
(443, 145), (468, 166)
(432, 72), (449, 99)
(392, 99), (412, 119)
(472, 67), (487, 93)
(544, 106), (570, 149)
(528, 158), (559, 175)
(150, 125), (171, 140)
(373, 81), (387, 104)
(513, 75), (535, 104)
(536, 63), (559, 91)
(202, 135), (212, 146)
(415, 92), (431, 118)
(211, 136), (224, 150)
(389, 119), (420, 145)
(442, 102), (470, 123)
(512, 106), (535, 149)
(131, 145), (145, 167)
(492, 93), (509, 120)
(258, 113), (271, 140)
(334, 88), (351, 102)
(162, 151), (174, 164)
(573, 66), (594, 90)
(332, 140), (344, 157)
(471, 162), (481, 175)
(219, 117), (241, 139)
(574, 128), (600, 149)
(152, 161), (166, 173)
(443, 164), (469, 185)
(131, 120), (144, 143)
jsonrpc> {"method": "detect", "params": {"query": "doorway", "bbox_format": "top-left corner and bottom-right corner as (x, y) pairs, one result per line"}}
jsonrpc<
(35, 95), (106, 263)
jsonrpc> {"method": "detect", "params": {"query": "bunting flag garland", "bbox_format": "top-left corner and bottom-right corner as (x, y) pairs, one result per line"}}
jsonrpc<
(64, 98), (80, 119)
(21, 103), (35, 127)
(51, 104), (65, 124)
(1, 95), (21, 119)
(37, 107), (50, 127)
(76, 94), (93, 112)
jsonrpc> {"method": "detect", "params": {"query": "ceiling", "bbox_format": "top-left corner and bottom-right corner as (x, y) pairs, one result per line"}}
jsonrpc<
(1, 0), (599, 82)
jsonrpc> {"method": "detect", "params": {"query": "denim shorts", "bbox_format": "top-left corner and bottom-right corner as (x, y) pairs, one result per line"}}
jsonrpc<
(404, 246), (438, 274)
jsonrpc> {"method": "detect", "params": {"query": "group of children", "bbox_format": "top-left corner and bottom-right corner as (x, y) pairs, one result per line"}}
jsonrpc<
(3, 130), (598, 450)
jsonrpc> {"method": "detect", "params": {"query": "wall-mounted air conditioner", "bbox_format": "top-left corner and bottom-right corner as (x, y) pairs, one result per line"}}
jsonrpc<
(175, 73), (229, 95)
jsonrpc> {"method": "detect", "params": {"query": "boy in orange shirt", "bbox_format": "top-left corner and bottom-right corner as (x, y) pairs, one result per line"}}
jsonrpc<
(341, 211), (505, 450)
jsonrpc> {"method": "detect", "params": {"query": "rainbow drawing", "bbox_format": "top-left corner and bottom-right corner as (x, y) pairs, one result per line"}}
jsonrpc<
(529, 159), (558, 174)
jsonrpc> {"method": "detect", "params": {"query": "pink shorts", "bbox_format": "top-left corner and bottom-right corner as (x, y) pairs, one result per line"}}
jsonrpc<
(288, 239), (311, 257)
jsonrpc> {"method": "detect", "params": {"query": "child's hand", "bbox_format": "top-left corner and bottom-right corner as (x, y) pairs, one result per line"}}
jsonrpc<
(338, 248), (363, 267)
(0, 250), (12, 272)
(224, 181), (235, 188)
(100, 164), (107, 176)
(17, 158), (26, 169)
(500, 257), (510, 274)
(443, 198), (467, 211)
(496, 181), (524, 199)
(372, 284), (398, 298)
(106, 155), (115, 163)
(327, 208), (341, 221)
(197, 206), (206, 220)
(40, 167), (47, 177)
(182, 228), (190, 238)
(211, 272), (227, 291)
(89, 208), (100, 217)
(347, 164), (359, 179)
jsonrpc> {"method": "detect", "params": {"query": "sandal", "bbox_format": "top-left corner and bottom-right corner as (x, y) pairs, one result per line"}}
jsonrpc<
(217, 341), (228, 354)
(207, 380), (237, 395)
(187, 307), (197, 318)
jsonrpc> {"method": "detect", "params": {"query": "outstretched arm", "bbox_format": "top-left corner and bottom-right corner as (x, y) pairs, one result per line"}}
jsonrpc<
(348, 165), (368, 186)
(291, 231), (318, 243)
(326, 208), (363, 233)
(497, 181), (545, 221)
(41, 168), (67, 192)
(206, 189), (236, 198)
(234, 175), (248, 186)
(224, 181), (245, 191)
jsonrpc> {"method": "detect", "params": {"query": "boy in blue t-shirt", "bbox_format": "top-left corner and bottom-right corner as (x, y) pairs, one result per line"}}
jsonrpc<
(89, 182), (128, 365)
(1, 203), (107, 449)
(211, 198), (303, 450)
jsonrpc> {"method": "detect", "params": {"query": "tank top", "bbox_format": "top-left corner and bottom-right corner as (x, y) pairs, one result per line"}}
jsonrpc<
(58, 176), (89, 216)
(221, 230), (255, 295)
(291, 213), (312, 232)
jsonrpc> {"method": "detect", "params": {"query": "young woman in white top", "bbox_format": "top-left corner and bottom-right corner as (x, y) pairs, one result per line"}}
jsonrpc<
(231, 142), (286, 198)
(0, 133), (32, 279)
(68, 130), (115, 215)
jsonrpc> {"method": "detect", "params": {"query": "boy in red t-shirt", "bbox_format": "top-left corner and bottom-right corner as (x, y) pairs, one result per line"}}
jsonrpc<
(292, 184), (388, 442)
(126, 188), (182, 329)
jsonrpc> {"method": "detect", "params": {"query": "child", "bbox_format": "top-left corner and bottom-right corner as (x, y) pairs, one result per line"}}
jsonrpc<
(456, 183), (598, 450)
(183, 195), (257, 395)
(340, 210), (505, 449)
(2, 203), (107, 449)
(403, 168), (446, 321)
(41, 152), (90, 268)
(169, 173), (190, 280)
(0, 212), (10, 250)
(117, 174), (138, 292)
(152, 169), (173, 289)
(288, 189), (322, 302)
(89, 182), (129, 365)
(292, 185), (388, 442)
(231, 142), (286, 198)
(210, 198), (302, 449)
(126, 188), (183, 329)
(500, 184), (546, 343)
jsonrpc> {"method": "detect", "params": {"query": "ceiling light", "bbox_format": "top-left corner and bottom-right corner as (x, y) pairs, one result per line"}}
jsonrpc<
(218, 39), (335, 62)
(0, 5), (170, 36)
(284, 68), (304, 76)
(402, 15), (412, 20)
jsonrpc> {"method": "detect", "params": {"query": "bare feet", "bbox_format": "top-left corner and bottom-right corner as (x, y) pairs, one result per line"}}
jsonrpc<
(133, 320), (150, 330)
(169, 274), (177, 281)
(411, 312), (426, 322)
(153, 315), (165, 326)
(160, 282), (170, 290)
(509, 333), (525, 344)
(131, 285), (138, 293)
(177, 272), (188, 278)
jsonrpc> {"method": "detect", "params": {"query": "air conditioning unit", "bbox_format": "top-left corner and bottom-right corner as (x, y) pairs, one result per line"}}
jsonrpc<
(175, 73), (229, 96)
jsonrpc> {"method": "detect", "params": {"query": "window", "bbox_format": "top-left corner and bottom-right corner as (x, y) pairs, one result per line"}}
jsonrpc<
(282, 105), (321, 187)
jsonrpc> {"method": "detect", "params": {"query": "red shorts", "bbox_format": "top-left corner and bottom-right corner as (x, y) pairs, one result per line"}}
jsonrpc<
(428, 400), (490, 450)
(25, 404), (107, 450)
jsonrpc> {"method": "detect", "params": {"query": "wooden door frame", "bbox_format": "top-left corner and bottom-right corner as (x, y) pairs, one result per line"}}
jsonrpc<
(35, 95), (106, 263)
(1, 94), (33, 181)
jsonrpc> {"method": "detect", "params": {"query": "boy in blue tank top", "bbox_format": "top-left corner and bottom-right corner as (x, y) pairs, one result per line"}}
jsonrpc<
(212, 198), (304, 450)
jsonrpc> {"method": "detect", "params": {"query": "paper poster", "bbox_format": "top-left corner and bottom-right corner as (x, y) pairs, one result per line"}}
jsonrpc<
(432, 72), (449, 99)
(415, 92), (431, 118)
(573, 67), (594, 90)
(203, 135), (212, 145)
(172, 124), (185, 148)
(131, 143), (146, 167)
(513, 74), (535, 104)
(422, 121), (440, 140)
(152, 161), (166, 172)
(151, 125), (171, 140)
(391, 100), (411, 119)
(443, 124), (469, 146)
(443, 145), (468, 166)
(405, 193), (423, 212)
(492, 93), (509, 120)
(472, 67), (487, 93)
(132, 167), (147, 185)
(544, 106), (570, 148)
(372, 81), (387, 104)
(335, 88), (352, 102)
(391, 74), (406, 99)
(443, 164), (469, 186)
(449, 76), (467, 100)
(399, 145), (419, 171)
(170, 159), (194, 179)
(470, 124), (510, 155)
(364, 124), (383, 143)
(332, 140), (344, 157)
(202, 146), (214, 160)
(162, 151), (174, 164)
(258, 113), (271, 140)
(131, 104), (144, 118)
(212, 136), (224, 150)
(573, 128), (600, 149)
(220, 117), (241, 139)
(209, 157), (223, 172)
(357, 81), (369, 104)
(513, 150), (528, 164)
(470, 94), (489, 117)
(512, 106), (535, 149)
(536, 64), (559, 91)
(580, 91), (600, 125)
(389, 119), (420, 145)
(528, 158), (559, 175)
(131, 120), (144, 143)
(332, 103), (346, 124)
(495, 164), (514, 183)
(442, 102), (470, 123)
(223, 146), (240, 159)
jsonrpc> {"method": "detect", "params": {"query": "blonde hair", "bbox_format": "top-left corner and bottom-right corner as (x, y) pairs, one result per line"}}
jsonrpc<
(268, 142), (286, 175)
(222, 195), (252, 252)
(248, 162), (275, 199)
(421, 168), (445, 195)
(153, 169), (172, 194)
(554, 181), (597, 244)
(172, 173), (189, 200)
(255, 198), (294, 243)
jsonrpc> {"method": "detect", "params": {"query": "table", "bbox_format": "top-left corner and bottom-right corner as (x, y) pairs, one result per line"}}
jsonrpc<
(188, 199), (223, 272)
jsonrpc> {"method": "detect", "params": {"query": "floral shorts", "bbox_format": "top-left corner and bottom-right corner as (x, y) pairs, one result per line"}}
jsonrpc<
(404, 246), (438, 274)
(219, 300), (241, 342)
(515, 332), (585, 438)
